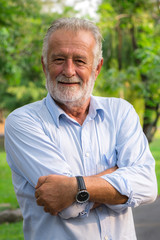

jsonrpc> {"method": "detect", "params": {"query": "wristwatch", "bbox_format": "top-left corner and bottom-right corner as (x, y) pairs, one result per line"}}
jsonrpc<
(75, 176), (90, 204)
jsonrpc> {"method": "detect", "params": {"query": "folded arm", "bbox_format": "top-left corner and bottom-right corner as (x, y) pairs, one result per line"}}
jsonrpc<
(6, 111), (123, 219)
(35, 166), (128, 216)
(35, 104), (158, 217)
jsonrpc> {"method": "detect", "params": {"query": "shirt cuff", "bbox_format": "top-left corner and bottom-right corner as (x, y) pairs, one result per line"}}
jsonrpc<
(105, 193), (134, 213)
(101, 173), (135, 212)
(58, 202), (94, 219)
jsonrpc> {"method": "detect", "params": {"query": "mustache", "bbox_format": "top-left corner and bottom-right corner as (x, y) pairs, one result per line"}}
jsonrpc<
(56, 75), (82, 84)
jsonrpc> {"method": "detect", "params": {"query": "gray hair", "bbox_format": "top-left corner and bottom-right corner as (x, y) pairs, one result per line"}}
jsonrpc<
(42, 17), (103, 69)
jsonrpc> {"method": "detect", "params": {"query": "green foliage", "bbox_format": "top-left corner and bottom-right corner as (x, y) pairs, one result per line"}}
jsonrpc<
(96, 0), (160, 141)
(135, 46), (160, 99)
(0, 0), (44, 111)
(0, 0), (76, 113)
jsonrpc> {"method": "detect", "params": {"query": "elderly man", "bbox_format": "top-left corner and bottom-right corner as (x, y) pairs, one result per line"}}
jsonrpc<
(5, 18), (157, 240)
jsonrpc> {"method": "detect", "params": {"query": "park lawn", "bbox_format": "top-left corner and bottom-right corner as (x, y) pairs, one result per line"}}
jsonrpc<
(0, 221), (23, 240)
(0, 150), (23, 240)
(0, 151), (19, 210)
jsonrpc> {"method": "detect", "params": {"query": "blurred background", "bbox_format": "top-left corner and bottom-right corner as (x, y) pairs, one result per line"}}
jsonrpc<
(0, 0), (159, 239)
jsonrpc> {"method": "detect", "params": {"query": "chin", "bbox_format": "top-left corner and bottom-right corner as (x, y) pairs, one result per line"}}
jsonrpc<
(51, 93), (90, 108)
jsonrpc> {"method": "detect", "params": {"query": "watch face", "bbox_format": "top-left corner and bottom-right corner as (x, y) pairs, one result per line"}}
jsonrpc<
(76, 190), (90, 203)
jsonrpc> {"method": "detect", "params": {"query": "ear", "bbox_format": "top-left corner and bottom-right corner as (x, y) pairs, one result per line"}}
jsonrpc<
(41, 56), (47, 77)
(94, 58), (103, 80)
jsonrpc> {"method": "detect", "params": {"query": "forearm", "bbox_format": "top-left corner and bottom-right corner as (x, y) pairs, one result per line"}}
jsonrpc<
(85, 166), (128, 205)
(83, 175), (128, 205)
(35, 166), (127, 216)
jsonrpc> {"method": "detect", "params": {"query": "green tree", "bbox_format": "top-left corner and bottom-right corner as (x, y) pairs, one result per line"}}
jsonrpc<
(0, 0), (76, 116)
(95, 0), (160, 142)
(0, 0), (45, 114)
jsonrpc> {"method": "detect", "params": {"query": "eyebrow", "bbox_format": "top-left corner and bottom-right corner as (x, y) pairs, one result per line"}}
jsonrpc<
(50, 53), (65, 59)
(50, 53), (88, 61)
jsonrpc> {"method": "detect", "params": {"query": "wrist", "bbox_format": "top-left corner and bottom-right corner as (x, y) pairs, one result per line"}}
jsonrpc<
(69, 177), (78, 202)
(75, 176), (90, 204)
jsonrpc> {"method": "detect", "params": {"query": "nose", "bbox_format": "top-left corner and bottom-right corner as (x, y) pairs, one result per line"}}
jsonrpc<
(62, 59), (76, 78)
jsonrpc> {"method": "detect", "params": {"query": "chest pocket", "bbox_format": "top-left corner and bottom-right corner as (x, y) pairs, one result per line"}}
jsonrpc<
(102, 150), (117, 168)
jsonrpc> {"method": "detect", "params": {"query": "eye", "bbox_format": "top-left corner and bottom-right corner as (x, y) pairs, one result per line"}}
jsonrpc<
(54, 58), (65, 64)
(75, 59), (86, 66)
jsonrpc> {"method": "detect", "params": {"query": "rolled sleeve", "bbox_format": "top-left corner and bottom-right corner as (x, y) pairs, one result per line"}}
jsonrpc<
(102, 160), (157, 213)
(101, 103), (157, 213)
(102, 147), (157, 212)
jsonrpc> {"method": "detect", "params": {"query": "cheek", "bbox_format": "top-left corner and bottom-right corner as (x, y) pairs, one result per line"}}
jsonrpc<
(49, 65), (63, 78)
(77, 69), (91, 83)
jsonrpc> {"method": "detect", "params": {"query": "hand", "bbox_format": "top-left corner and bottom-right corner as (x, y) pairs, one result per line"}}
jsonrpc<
(35, 175), (77, 215)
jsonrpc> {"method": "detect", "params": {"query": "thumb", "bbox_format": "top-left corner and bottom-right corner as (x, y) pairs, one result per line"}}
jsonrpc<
(35, 176), (48, 189)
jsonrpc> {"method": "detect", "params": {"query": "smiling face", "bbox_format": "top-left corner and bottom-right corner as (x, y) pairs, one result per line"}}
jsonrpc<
(42, 29), (103, 107)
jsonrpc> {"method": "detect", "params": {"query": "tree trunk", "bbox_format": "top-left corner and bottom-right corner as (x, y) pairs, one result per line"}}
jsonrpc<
(116, 22), (122, 70)
(143, 100), (160, 143)
(0, 109), (3, 123)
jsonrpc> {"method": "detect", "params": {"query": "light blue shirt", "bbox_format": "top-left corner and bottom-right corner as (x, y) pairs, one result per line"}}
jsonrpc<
(5, 94), (157, 240)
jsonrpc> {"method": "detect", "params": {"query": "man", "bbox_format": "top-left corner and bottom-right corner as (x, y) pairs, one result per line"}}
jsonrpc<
(5, 18), (157, 240)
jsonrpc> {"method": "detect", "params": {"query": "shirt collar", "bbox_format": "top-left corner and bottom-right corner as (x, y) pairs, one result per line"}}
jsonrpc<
(45, 93), (104, 128)
(89, 95), (104, 122)
(46, 93), (65, 128)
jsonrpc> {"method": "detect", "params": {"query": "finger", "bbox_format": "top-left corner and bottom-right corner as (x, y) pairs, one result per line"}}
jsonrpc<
(51, 211), (58, 216)
(35, 190), (39, 199)
(109, 166), (118, 173)
(36, 197), (44, 206)
(44, 206), (50, 213)
(44, 207), (58, 216)
(35, 176), (48, 189)
(92, 203), (101, 209)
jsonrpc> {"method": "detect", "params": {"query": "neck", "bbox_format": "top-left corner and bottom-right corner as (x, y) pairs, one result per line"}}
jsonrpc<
(54, 97), (91, 125)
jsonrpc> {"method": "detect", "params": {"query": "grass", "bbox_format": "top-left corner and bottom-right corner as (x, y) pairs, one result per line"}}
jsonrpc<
(0, 147), (23, 239)
(150, 131), (160, 194)
(0, 150), (19, 210)
(0, 222), (23, 240)
(0, 133), (159, 239)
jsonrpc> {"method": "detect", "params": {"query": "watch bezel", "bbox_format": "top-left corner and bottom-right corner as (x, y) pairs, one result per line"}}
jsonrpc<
(76, 190), (90, 204)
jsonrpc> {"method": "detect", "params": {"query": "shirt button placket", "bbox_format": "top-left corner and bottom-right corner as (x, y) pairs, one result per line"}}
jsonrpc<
(85, 152), (90, 158)
(81, 123), (91, 175)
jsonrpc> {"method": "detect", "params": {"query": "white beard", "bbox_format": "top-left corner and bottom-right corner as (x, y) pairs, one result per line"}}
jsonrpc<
(46, 72), (95, 107)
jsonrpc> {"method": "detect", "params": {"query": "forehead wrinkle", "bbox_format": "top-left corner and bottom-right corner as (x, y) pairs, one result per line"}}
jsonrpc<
(50, 43), (92, 55)
(48, 30), (96, 66)
(49, 30), (96, 52)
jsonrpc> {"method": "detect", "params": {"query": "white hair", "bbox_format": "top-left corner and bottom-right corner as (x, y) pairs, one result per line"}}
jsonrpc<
(42, 17), (103, 69)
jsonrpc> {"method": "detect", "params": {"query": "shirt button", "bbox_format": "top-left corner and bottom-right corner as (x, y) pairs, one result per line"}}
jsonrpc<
(104, 236), (108, 240)
(85, 152), (90, 157)
(80, 211), (86, 216)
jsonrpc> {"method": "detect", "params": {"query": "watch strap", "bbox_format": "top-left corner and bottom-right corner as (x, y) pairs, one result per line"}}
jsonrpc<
(76, 176), (86, 191)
